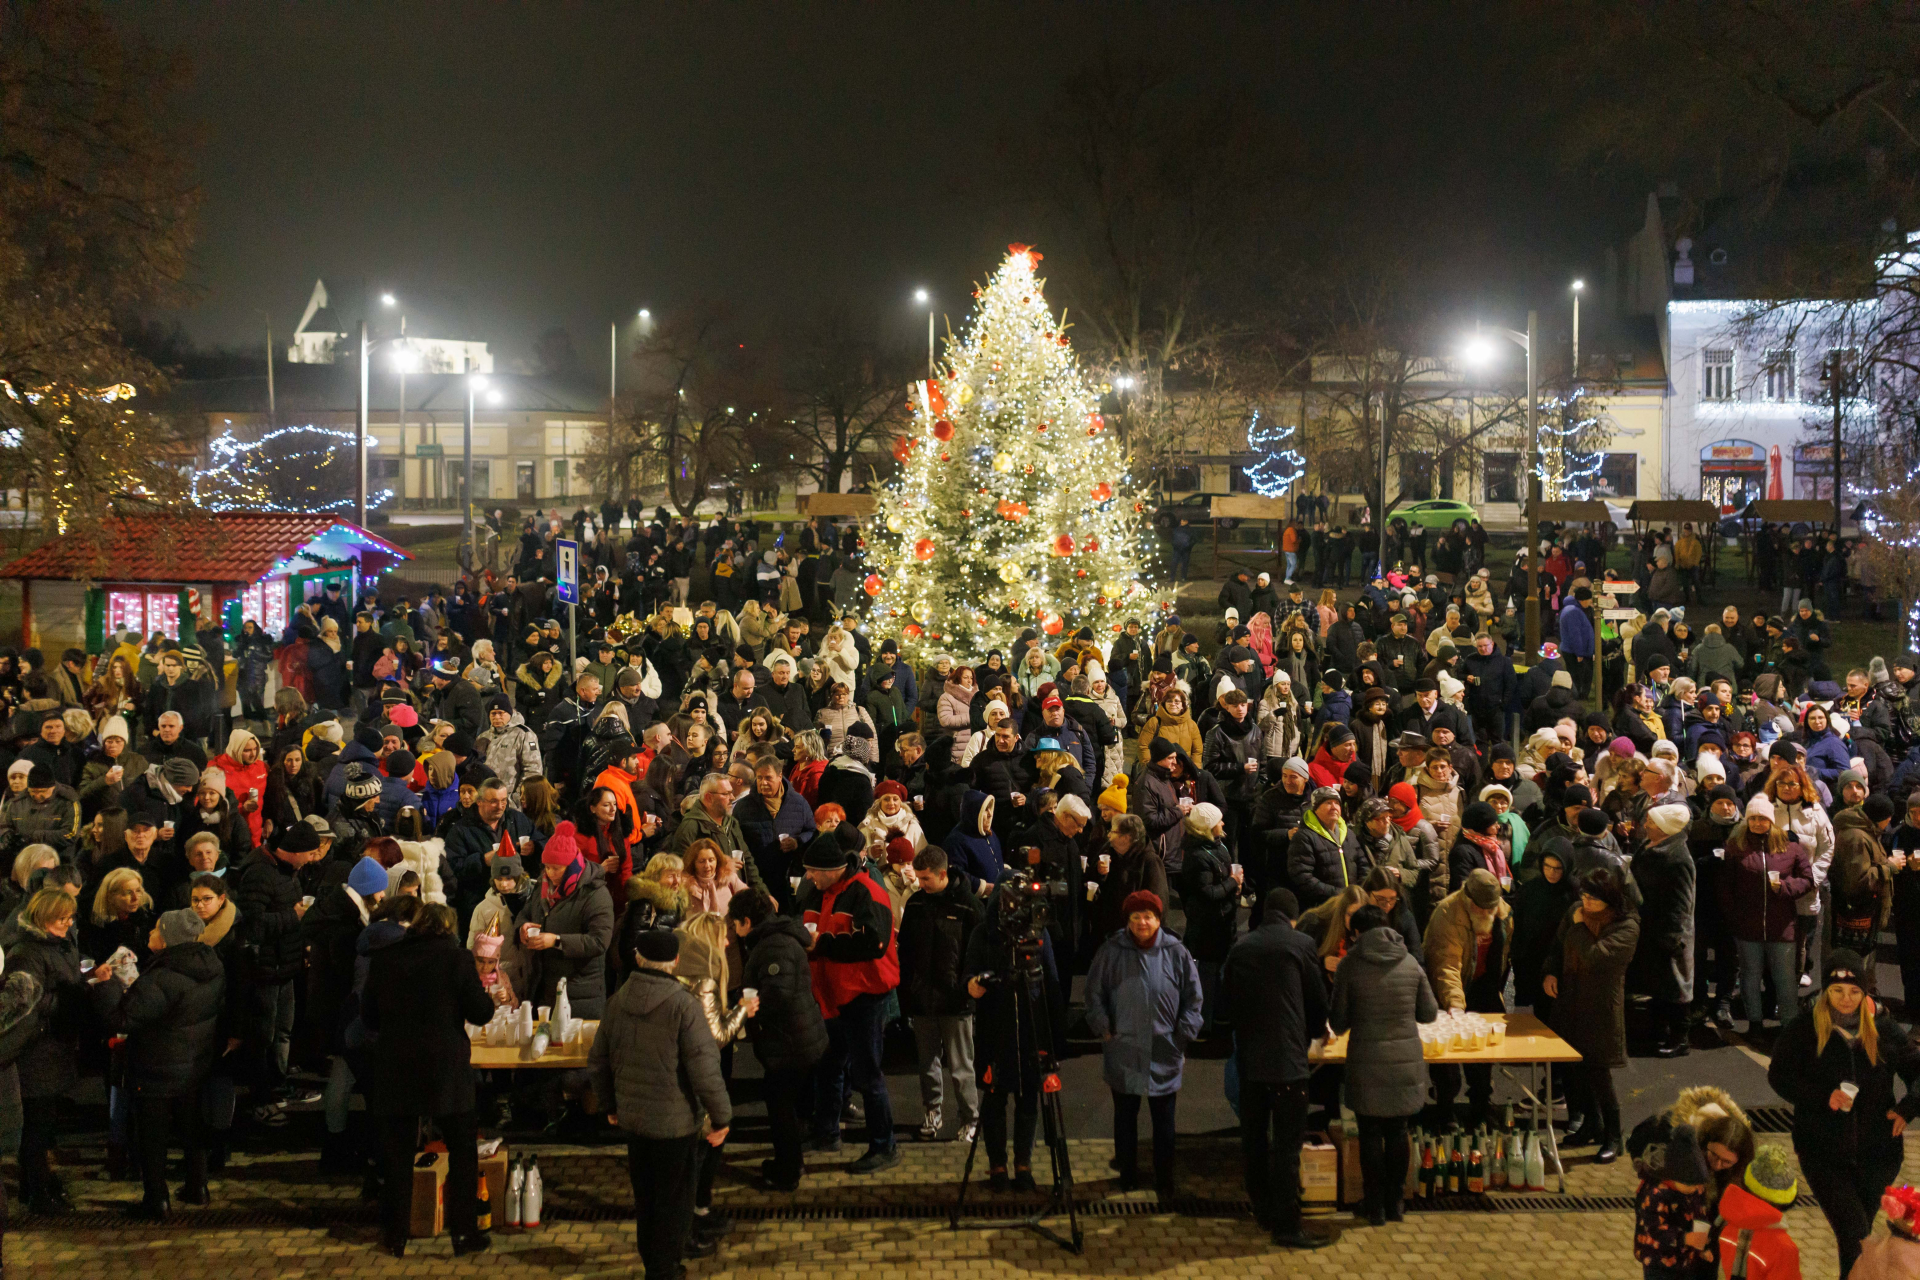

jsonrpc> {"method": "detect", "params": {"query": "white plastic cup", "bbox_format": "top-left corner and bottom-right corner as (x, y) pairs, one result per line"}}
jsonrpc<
(1840, 1081), (1860, 1108)
(804, 922), (818, 935)
(789, 876), (802, 891)
(1713, 847), (1725, 860)
(740, 987), (758, 1002)
(301, 895), (316, 907)
(1098, 854), (1111, 874)
(1230, 863), (1243, 879)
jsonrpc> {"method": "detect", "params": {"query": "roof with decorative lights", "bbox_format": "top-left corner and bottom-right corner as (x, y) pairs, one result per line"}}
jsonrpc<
(0, 513), (409, 584)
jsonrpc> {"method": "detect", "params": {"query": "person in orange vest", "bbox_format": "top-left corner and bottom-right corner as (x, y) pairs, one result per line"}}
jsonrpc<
(796, 835), (900, 1174)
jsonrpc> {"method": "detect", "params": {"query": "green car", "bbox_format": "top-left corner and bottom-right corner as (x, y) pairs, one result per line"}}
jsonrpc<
(1393, 499), (1478, 531)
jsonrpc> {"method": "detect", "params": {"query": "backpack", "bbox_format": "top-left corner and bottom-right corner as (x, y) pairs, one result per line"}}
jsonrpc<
(0, 970), (46, 1069)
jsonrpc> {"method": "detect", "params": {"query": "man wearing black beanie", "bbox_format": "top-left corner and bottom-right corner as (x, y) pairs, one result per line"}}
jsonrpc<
(1831, 791), (1900, 953)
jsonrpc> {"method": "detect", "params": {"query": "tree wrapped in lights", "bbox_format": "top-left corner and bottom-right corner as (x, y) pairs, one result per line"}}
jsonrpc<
(192, 425), (390, 513)
(867, 244), (1160, 659)
(1245, 407), (1307, 496)
(1537, 388), (1610, 499)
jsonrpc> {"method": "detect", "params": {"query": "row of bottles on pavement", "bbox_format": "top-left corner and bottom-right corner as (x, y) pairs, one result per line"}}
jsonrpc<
(1412, 1105), (1551, 1198)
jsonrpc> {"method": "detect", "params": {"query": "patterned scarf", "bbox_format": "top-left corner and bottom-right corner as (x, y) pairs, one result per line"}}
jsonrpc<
(541, 855), (584, 907)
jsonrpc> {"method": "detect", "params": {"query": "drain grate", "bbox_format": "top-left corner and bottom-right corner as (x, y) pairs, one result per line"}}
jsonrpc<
(1746, 1106), (1795, 1134)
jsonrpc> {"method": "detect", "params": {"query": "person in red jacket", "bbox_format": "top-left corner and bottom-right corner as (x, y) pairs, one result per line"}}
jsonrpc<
(1714, 1144), (1802, 1280)
(797, 837), (900, 1174)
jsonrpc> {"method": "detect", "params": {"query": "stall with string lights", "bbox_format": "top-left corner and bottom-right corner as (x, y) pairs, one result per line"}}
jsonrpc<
(0, 512), (409, 653)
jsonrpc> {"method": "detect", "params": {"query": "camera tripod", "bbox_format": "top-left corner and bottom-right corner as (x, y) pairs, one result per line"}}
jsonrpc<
(949, 937), (1082, 1254)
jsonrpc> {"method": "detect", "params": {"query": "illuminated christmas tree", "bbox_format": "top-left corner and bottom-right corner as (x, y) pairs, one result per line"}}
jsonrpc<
(867, 244), (1161, 659)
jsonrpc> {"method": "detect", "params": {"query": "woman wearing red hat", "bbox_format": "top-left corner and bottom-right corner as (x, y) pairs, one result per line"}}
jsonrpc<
(1084, 889), (1202, 1202)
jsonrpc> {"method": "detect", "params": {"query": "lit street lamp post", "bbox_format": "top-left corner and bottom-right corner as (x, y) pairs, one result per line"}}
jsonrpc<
(915, 289), (934, 381)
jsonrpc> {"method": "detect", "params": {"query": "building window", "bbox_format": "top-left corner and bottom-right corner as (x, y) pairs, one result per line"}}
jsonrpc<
(1595, 453), (1638, 498)
(553, 459), (567, 496)
(1764, 347), (1796, 402)
(1703, 348), (1735, 400)
(1228, 465), (1255, 494)
(1156, 461), (1201, 491)
(371, 458), (400, 481)
(1482, 453), (1520, 504)
(516, 461), (535, 502)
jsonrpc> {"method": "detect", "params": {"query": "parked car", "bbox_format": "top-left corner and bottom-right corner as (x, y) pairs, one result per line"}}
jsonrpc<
(1392, 499), (1477, 531)
(1154, 492), (1240, 531)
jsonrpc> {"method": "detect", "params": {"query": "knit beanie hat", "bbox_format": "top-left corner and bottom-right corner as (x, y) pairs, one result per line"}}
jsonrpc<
(634, 929), (680, 963)
(1550, 670), (1574, 690)
(1645, 803), (1694, 839)
(1746, 793), (1776, 822)
(1463, 868), (1502, 908)
(1744, 1144), (1798, 1207)
(347, 856), (389, 898)
(1179, 803), (1219, 838)
(885, 837), (916, 866)
(1824, 948), (1871, 991)
(1609, 736), (1636, 758)
(343, 763), (382, 804)
(1866, 793), (1898, 825)
(1660, 1122), (1710, 1187)
(385, 750), (416, 779)
(1148, 736), (1177, 762)
(541, 821), (580, 867)
(162, 756), (201, 791)
(1461, 801), (1498, 834)
(1097, 777), (1129, 813)
(1562, 784), (1594, 809)
(1576, 807), (1611, 836)
(1282, 757), (1312, 781)
(1120, 889), (1163, 919)
(156, 908), (205, 947)
(803, 833), (851, 869)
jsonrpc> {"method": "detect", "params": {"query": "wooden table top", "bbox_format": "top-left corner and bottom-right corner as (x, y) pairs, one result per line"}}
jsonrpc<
(1308, 1012), (1583, 1065)
(469, 1021), (599, 1069)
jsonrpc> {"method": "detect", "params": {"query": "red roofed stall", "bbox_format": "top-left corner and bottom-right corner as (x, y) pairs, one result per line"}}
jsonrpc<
(0, 513), (410, 653)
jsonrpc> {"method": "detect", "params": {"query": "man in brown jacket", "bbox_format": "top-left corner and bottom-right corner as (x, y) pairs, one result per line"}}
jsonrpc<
(1421, 869), (1511, 1129)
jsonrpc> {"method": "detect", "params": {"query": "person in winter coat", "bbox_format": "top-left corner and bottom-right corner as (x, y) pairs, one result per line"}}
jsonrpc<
(733, 759), (819, 909)
(1852, 1182), (1920, 1280)
(896, 846), (982, 1143)
(300, 854), (388, 1167)
(1720, 793), (1816, 1035)
(1767, 949), (1920, 1279)
(1422, 869), (1511, 1128)
(1287, 786), (1367, 908)
(1510, 847), (1576, 1017)
(1713, 1144), (1805, 1280)
(1542, 866), (1641, 1162)
(1221, 886), (1332, 1250)
(476, 696), (542, 807)
(1084, 890), (1203, 1202)
(1136, 688), (1203, 767)
(725, 890), (827, 1191)
(942, 790), (1005, 896)
(1832, 795), (1898, 954)
(1176, 802), (1242, 1036)
(1203, 689), (1263, 865)
(1088, 813), (1171, 941)
(208, 727), (268, 847)
(1331, 904), (1440, 1226)
(796, 837), (901, 1173)
(92, 907), (225, 1217)
(10, 889), (96, 1211)
(592, 925), (734, 1280)
(1630, 802), (1699, 1057)
(360, 903), (495, 1258)
(514, 822), (616, 1017)
(1446, 801), (1514, 898)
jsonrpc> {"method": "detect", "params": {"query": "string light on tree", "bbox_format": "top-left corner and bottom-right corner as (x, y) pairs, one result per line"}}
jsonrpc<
(867, 244), (1163, 658)
(1244, 408), (1307, 497)
(192, 424), (393, 513)
(1534, 389), (1607, 500)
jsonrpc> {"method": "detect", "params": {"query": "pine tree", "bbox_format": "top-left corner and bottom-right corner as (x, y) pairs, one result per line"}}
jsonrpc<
(867, 245), (1159, 659)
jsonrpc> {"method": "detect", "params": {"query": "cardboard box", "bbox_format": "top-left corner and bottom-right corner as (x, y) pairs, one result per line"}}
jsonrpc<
(1299, 1133), (1339, 1204)
(480, 1149), (509, 1222)
(409, 1151), (447, 1238)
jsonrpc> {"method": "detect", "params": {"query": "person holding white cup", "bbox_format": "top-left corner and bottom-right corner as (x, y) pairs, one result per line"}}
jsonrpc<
(1176, 802), (1239, 1039)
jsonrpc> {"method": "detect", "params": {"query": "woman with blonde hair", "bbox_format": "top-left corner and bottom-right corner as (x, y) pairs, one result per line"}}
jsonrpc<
(465, 638), (506, 695)
(859, 783), (926, 853)
(1297, 883), (1370, 972)
(819, 623), (860, 688)
(1316, 587), (1339, 638)
(11, 887), (97, 1212)
(1765, 759), (1836, 981)
(683, 838), (753, 918)
(675, 909), (757, 1245)
(2, 843), (59, 916)
(730, 708), (789, 766)
(1768, 948), (1920, 1278)
(85, 866), (155, 965)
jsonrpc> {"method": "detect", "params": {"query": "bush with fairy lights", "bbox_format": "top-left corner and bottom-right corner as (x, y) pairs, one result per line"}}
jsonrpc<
(864, 244), (1164, 662)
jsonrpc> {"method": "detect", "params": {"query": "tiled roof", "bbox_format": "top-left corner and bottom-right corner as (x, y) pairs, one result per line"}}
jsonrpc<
(0, 512), (409, 583)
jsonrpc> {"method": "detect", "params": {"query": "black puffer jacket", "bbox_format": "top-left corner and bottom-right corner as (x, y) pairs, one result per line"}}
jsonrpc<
(897, 878), (982, 1017)
(362, 930), (495, 1117)
(6, 924), (86, 1100)
(737, 914), (827, 1072)
(299, 884), (369, 1057)
(1769, 1004), (1920, 1168)
(94, 940), (226, 1097)
(230, 848), (307, 983)
(1177, 830), (1240, 962)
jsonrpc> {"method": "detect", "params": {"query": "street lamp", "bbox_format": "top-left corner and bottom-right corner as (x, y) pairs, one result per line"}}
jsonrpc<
(913, 289), (933, 381)
(1570, 279), (1585, 380)
(1463, 310), (1541, 651)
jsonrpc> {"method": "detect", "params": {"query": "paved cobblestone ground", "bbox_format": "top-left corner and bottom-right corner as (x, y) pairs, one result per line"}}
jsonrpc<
(9, 1128), (1907, 1280)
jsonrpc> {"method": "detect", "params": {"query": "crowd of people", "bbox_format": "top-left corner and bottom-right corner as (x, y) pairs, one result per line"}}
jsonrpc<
(0, 506), (1915, 1278)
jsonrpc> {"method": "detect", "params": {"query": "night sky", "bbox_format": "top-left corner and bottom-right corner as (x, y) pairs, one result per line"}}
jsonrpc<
(118, 2), (1626, 366)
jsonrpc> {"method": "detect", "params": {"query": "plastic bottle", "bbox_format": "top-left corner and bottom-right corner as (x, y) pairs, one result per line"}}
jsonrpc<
(505, 1156), (524, 1228)
(522, 1154), (544, 1229)
(1405, 1128), (1425, 1200)
(1506, 1126), (1527, 1189)
(1524, 1127), (1547, 1191)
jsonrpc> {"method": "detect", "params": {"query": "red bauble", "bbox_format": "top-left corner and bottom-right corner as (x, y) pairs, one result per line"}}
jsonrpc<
(1051, 533), (1075, 557)
(902, 623), (924, 639)
(913, 538), (935, 562)
(1132, 501), (1145, 513)
(932, 419), (955, 442)
(1036, 422), (1048, 433)
(1040, 611), (1064, 637)
(961, 508), (972, 519)
(1058, 335), (1069, 346)
(1091, 482), (1112, 502)
(1087, 413), (1104, 432)
(862, 573), (883, 597)
(1082, 536), (1100, 554)
(891, 438), (915, 463)
(927, 382), (948, 416)
(1075, 569), (1088, 577)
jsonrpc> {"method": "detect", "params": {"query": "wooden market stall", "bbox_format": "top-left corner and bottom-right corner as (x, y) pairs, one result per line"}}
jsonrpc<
(0, 512), (410, 654)
(1625, 499), (1723, 581)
